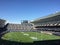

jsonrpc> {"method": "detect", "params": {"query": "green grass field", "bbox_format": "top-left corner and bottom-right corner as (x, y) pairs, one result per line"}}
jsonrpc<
(2, 32), (60, 43)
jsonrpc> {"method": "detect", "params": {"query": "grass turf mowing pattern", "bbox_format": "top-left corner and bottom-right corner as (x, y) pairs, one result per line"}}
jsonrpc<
(2, 32), (60, 43)
(2, 32), (33, 43)
(25, 32), (60, 40)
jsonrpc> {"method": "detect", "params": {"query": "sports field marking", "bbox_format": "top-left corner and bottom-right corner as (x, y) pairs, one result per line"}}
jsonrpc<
(21, 32), (29, 36)
(23, 33), (29, 36)
(30, 37), (38, 40)
(21, 32), (24, 33)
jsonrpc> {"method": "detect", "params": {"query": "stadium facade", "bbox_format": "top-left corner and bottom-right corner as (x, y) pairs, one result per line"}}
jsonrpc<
(0, 12), (60, 33)
(7, 23), (33, 32)
(32, 12), (60, 26)
(31, 12), (60, 35)
(5, 20), (34, 32)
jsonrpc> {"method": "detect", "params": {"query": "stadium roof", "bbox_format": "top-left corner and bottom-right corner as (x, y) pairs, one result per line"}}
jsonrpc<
(31, 12), (60, 23)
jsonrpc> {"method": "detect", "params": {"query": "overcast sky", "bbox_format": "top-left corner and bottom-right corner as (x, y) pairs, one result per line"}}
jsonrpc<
(0, 0), (60, 23)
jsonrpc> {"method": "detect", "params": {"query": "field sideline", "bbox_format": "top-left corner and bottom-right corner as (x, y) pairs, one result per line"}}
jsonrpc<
(2, 32), (60, 43)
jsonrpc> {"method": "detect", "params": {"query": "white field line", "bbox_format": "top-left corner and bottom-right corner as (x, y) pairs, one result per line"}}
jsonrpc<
(21, 32), (29, 36)
(30, 37), (38, 40)
(21, 32), (24, 33)
(21, 32), (38, 41)
(23, 33), (29, 36)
